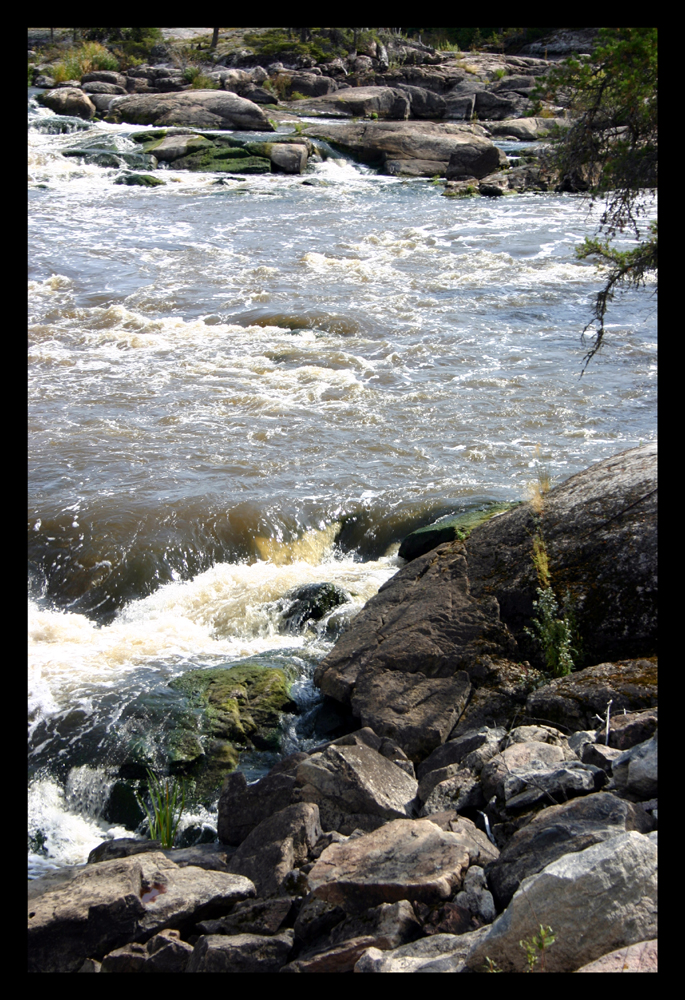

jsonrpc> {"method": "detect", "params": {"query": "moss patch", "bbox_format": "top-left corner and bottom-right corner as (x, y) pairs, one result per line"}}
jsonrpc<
(399, 502), (521, 561)
(172, 148), (271, 173)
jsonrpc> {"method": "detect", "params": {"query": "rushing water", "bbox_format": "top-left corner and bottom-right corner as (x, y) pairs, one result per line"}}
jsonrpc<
(27, 92), (657, 875)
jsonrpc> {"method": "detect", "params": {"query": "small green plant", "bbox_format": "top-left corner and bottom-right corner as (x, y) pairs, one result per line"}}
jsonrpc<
(493, 68), (506, 80)
(136, 769), (186, 848)
(520, 924), (556, 971)
(190, 74), (219, 90)
(484, 924), (556, 972)
(525, 587), (579, 677)
(290, 90), (308, 101)
(369, 111), (379, 120)
(183, 65), (201, 83)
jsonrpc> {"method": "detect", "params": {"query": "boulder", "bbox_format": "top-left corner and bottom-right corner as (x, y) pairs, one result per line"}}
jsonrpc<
(218, 768), (297, 846)
(611, 733), (658, 800)
(28, 852), (255, 973)
(38, 87), (96, 119)
(575, 939), (657, 972)
(307, 818), (471, 911)
(474, 90), (532, 120)
(466, 832), (657, 972)
(285, 900), (422, 972)
(417, 726), (506, 781)
(399, 504), (518, 562)
(226, 802), (322, 897)
(278, 71), (338, 98)
(355, 928), (488, 973)
(395, 84), (446, 119)
(101, 929), (193, 973)
(604, 708), (658, 751)
(106, 91), (275, 131)
(81, 70), (128, 88)
(486, 791), (655, 909)
(113, 173), (166, 187)
(418, 768), (484, 815)
(466, 444), (657, 665)
(304, 121), (498, 178)
(140, 134), (215, 162)
(485, 116), (569, 140)
(526, 658), (658, 732)
(444, 94), (476, 121)
(197, 897), (295, 937)
(293, 743), (418, 833)
(186, 931), (294, 972)
(420, 812), (499, 867)
(291, 86), (410, 119)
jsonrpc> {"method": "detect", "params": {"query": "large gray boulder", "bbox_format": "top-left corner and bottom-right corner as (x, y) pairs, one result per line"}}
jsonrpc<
(27, 853), (255, 973)
(107, 91), (275, 131)
(466, 831), (658, 972)
(226, 802), (322, 897)
(611, 733), (658, 800)
(314, 446), (657, 761)
(486, 791), (655, 909)
(186, 931), (294, 972)
(355, 928), (488, 973)
(303, 121), (500, 179)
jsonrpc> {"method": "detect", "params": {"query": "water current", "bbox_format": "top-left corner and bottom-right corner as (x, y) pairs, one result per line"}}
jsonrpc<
(27, 90), (657, 875)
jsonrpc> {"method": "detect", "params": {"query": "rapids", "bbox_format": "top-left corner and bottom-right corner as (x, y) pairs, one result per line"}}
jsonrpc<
(27, 92), (656, 875)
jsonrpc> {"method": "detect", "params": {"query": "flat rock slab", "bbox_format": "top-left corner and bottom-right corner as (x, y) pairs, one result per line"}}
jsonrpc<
(28, 852), (255, 973)
(575, 939), (657, 972)
(186, 931), (294, 972)
(526, 658), (658, 732)
(107, 91), (275, 131)
(467, 832), (658, 973)
(308, 818), (470, 911)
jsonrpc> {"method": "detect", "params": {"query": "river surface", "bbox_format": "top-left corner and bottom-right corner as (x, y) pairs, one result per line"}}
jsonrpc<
(27, 92), (657, 875)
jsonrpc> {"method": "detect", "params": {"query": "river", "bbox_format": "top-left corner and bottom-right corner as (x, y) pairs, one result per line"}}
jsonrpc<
(27, 91), (657, 876)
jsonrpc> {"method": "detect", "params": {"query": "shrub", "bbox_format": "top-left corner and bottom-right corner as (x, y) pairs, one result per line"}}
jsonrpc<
(51, 41), (119, 82)
(525, 587), (580, 677)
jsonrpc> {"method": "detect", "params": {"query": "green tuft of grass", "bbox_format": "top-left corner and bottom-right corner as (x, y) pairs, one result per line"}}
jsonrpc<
(136, 768), (186, 848)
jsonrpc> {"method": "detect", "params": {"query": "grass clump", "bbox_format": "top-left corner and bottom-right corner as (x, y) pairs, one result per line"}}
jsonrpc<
(51, 41), (119, 82)
(136, 768), (186, 848)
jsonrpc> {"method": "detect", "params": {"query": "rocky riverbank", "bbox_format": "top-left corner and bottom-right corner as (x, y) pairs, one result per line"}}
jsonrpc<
(31, 33), (581, 188)
(28, 445), (657, 972)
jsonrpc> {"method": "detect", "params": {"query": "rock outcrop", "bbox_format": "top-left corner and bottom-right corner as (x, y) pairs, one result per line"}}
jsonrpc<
(106, 91), (275, 131)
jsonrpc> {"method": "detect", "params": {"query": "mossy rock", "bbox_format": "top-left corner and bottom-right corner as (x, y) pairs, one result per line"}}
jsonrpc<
(399, 502), (521, 561)
(114, 172), (166, 187)
(166, 664), (297, 800)
(172, 148), (271, 173)
(128, 129), (169, 144)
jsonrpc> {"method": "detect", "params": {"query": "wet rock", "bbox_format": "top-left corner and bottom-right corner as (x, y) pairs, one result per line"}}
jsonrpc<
(486, 791), (655, 909)
(275, 582), (349, 632)
(186, 930), (294, 972)
(27, 852), (255, 973)
(101, 928), (193, 973)
(226, 803), (322, 897)
(575, 939), (657, 972)
(293, 743), (418, 833)
(467, 831), (658, 972)
(139, 133), (216, 162)
(526, 658), (658, 732)
(106, 91), (275, 131)
(114, 173), (166, 187)
(308, 818), (470, 912)
(38, 87), (96, 119)
(399, 505), (518, 562)
(172, 146), (272, 174)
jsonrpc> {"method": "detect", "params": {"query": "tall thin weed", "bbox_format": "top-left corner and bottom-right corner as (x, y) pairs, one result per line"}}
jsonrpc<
(136, 769), (186, 849)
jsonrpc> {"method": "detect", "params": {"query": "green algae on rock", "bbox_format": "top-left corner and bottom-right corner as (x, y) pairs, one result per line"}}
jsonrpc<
(398, 502), (520, 562)
(166, 664), (298, 800)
